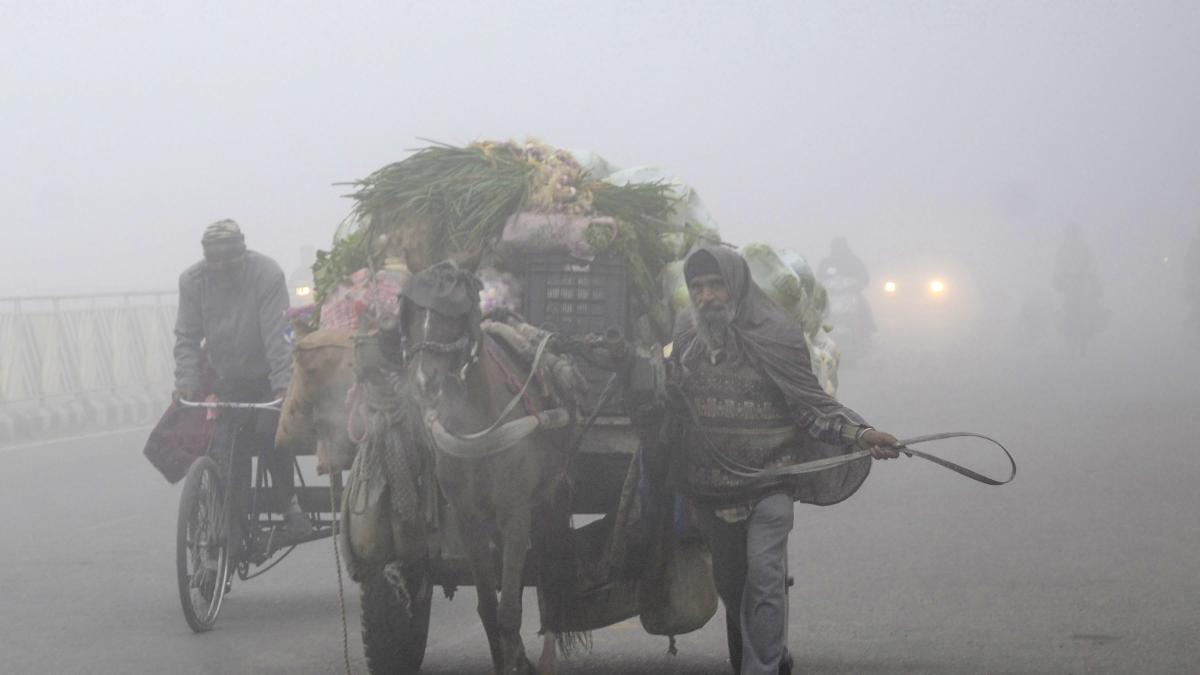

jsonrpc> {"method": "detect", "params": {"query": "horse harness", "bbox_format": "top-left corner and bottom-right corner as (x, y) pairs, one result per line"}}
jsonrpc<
(404, 307), (480, 385)
(407, 307), (571, 460)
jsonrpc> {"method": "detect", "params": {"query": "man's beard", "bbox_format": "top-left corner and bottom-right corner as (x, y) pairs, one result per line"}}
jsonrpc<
(694, 301), (733, 350)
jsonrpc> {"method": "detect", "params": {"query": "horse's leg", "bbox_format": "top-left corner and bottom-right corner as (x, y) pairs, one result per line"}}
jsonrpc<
(462, 519), (505, 673)
(497, 504), (534, 674)
(530, 477), (573, 675)
(538, 629), (558, 675)
(532, 542), (561, 675)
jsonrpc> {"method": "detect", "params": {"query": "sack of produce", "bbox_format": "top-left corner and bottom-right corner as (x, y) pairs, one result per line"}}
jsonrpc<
(661, 259), (690, 316)
(340, 445), (395, 581)
(740, 242), (808, 315)
(499, 212), (618, 260)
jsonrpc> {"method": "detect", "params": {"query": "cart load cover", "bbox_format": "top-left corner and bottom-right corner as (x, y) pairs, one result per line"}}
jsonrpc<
(318, 268), (406, 331)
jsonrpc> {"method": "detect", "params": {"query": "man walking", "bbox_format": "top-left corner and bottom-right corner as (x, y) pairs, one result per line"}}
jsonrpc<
(666, 245), (900, 675)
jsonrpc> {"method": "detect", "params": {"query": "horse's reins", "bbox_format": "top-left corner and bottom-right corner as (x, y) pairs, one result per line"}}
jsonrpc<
(676, 385), (1015, 486)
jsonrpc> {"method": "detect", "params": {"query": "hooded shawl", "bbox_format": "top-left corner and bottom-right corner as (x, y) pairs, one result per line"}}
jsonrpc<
(671, 246), (871, 506)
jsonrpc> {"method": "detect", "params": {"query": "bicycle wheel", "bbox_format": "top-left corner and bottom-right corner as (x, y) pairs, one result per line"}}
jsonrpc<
(177, 456), (232, 632)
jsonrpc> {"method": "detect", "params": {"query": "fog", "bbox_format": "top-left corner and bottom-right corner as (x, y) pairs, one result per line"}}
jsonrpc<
(3, 3), (1195, 305)
(3, 2), (1199, 673)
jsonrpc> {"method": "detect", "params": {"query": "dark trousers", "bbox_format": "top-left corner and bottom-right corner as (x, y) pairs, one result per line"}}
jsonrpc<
(209, 379), (294, 495)
(697, 492), (794, 675)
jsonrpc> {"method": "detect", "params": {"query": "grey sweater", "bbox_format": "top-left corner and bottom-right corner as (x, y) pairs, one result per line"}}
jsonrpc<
(174, 250), (292, 395)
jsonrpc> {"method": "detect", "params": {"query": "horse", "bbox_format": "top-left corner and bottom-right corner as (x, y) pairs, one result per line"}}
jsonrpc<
(396, 260), (581, 675)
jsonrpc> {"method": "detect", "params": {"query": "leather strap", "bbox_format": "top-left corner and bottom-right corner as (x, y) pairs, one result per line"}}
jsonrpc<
(675, 385), (1015, 486)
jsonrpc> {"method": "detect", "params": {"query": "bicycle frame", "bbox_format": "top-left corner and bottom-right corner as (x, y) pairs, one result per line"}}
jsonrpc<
(179, 398), (308, 576)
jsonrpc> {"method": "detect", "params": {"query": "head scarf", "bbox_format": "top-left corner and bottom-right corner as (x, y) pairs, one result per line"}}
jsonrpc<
(684, 248), (722, 281)
(398, 261), (485, 361)
(672, 245), (870, 505)
(400, 261), (483, 318)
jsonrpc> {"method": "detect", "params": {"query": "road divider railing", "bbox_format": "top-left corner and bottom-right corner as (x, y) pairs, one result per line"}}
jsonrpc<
(0, 291), (177, 445)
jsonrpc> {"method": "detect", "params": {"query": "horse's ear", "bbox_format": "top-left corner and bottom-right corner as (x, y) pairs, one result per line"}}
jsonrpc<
(450, 244), (484, 272)
(404, 247), (426, 274)
(395, 294), (408, 330)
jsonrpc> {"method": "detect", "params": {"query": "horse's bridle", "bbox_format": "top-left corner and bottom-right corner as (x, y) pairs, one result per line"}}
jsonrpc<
(403, 307), (480, 392)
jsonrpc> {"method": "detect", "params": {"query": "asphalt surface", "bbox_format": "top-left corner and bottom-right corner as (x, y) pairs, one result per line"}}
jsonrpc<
(2, 328), (1198, 674)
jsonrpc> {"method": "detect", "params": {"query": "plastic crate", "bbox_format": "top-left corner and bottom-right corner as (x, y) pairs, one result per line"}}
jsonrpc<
(521, 254), (629, 414)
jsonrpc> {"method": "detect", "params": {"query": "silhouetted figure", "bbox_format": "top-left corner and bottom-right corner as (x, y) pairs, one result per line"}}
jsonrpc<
(288, 244), (316, 307)
(1052, 224), (1109, 356)
(1016, 291), (1051, 344)
(817, 236), (869, 292)
(1185, 225), (1200, 347)
(816, 237), (875, 362)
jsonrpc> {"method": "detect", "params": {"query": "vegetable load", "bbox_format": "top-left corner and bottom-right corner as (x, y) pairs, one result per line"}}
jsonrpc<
(311, 139), (839, 390)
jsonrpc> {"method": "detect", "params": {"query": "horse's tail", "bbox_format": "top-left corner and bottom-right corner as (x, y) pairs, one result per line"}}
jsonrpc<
(553, 627), (593, 657)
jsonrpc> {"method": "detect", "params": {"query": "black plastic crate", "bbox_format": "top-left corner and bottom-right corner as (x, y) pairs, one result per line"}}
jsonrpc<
(521, 254), (629, 414)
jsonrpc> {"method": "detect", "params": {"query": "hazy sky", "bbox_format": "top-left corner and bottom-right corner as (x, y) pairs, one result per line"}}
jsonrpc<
(3, 1), (1197, 317)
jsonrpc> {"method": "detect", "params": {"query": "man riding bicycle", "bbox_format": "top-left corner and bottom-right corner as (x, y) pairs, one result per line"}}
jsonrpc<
(174, 219), (311, 541)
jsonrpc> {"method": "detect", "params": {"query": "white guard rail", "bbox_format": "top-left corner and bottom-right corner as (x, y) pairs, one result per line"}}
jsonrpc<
(0, 291), (177, 445)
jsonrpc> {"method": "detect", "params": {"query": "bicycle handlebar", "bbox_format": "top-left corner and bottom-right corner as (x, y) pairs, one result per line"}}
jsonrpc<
(178, 399), (284, 411)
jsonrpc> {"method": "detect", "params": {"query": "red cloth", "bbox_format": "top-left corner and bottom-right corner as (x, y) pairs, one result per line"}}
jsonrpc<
(143, 351), (216, 483)
(142, 402), (213, 484)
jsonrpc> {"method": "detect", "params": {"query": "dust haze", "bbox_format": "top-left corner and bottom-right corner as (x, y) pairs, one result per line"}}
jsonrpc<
(2, 1), (1198, 673)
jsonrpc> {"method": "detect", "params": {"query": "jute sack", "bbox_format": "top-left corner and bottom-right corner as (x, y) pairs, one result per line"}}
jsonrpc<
(339, 448), (394, 581)
(637, 533), (719, 636)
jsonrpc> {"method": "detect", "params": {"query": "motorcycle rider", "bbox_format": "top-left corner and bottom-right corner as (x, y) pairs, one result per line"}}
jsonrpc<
(816, 237), (875, 360)
(1052, 224), (1109, 355)
(817, 237), (869, 290)
(174, 219), (312, 541)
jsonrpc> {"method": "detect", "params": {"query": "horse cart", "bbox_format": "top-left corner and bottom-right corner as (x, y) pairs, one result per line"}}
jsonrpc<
(204, 140), (840, 673)
(174, 397), (344, 633)
(336, 247), (677, 675)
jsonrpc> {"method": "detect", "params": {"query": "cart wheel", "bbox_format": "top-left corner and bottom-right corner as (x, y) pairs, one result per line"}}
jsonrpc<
(361, 563), (433, 675)
(177, 456), (232, 633)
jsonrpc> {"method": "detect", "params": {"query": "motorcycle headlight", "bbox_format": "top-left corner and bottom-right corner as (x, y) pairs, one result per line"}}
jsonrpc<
(295, 285), (313, 298)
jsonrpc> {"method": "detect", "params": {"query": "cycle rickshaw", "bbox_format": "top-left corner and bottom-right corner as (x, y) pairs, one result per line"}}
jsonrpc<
(174, 397), (344, 633)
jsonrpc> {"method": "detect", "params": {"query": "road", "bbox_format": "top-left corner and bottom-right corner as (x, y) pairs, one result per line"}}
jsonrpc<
(2, 330), (1198, 674)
